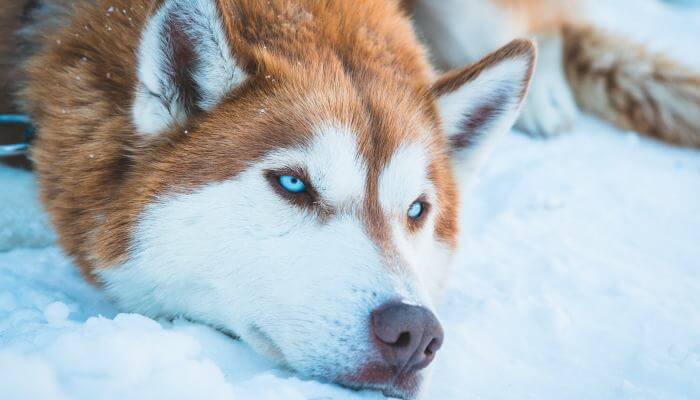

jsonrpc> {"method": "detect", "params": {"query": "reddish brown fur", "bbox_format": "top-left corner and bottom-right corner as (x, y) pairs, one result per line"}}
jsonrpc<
(12, 0), (470, 279)
(405, 0), (700, 148)
(563, 25), (700, 148)
(498, 0), (700, 148)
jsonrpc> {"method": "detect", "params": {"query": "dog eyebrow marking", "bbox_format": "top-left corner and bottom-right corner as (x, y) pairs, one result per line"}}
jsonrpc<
(306, 122), (366, 206)
(378, 142), (432, 216)
(264, 121), (366, 209)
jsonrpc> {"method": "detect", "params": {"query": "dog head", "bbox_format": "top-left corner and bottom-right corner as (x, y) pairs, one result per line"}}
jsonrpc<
(98, 1), (535, 398)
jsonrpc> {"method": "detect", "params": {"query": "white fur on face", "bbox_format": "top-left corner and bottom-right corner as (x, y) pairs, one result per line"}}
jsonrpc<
(377, 142), (448, 305)
(133, 0), (247, 136)
(98, 123), (450, 389)
(378, 142), (433, 218)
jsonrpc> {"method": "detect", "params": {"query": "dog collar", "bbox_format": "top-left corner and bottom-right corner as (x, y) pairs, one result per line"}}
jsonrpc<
(0, 114), (34, 157)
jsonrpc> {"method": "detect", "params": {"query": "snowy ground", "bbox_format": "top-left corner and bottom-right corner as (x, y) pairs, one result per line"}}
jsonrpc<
(2, 1), (700, 400)
(3, 117), (699, 400)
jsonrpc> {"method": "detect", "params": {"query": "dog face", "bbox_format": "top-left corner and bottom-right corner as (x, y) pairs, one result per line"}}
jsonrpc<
(97, 1), (535, 398)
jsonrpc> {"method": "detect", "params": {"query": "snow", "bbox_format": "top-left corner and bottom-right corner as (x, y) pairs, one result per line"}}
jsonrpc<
(0, 167), (55, 252)
(434, 118), (700, 400)
(1, 1), (700, 399)
(3, 118), (698, 400)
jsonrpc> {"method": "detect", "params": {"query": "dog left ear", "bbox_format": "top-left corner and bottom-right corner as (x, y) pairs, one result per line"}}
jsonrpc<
(132, 0), (247, 137)
(433, 39), (536, 172)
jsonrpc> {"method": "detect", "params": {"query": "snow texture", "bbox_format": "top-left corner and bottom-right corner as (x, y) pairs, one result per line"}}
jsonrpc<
(1, 1), (699, 399)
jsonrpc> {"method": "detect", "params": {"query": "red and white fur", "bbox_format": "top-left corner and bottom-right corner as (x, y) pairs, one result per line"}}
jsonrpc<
(411, 0), (700, 146)
(1, 0), (698, 398)
(1, 0), (536, 398)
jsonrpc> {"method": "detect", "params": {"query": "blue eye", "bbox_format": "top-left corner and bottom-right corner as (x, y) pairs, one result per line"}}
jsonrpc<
(408, 200), (424, 220)
(278, 175), (307, 193)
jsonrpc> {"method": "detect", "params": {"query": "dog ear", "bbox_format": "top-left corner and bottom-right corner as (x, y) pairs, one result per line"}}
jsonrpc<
(433, 39), (536, 173)
(132, 0), (247, 136)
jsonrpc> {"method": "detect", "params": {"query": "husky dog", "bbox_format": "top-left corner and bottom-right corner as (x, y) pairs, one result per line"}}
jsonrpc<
(0, 0), (697, 398)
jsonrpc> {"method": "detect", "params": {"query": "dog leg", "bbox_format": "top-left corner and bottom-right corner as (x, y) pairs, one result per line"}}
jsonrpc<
(517, 33), (579, 137)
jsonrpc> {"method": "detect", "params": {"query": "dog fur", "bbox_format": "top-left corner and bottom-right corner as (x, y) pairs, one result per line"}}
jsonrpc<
(2, 0), (536, 398)
(5, 0), (700, 398)
(3, 0), (698, 398)
(410, 0), (700, 146)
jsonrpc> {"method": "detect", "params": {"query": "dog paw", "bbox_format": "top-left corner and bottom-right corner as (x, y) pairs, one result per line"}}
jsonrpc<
(516, 34), (579, 138)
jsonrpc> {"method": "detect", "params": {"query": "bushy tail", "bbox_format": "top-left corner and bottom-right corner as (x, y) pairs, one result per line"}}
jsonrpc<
(562, 24), (700, 148)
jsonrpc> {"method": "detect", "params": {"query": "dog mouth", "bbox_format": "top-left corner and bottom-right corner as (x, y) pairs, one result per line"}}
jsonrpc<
(244, 325), (420, 398)
(335, 363), (423, 399)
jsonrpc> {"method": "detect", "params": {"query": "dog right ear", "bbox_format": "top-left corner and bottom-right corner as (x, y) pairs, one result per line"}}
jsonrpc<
(132, 0), (247, 137)
(433, 39), (536, 174)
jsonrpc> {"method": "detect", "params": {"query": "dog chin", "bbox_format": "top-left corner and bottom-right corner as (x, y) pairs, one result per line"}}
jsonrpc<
(334, 363), (425, 399)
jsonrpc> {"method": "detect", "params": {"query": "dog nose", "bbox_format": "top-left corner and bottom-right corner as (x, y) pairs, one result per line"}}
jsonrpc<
(370, 302), (444, 373)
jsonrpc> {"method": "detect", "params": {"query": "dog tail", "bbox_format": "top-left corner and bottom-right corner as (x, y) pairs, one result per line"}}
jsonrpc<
(562, 24), (700, 148)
